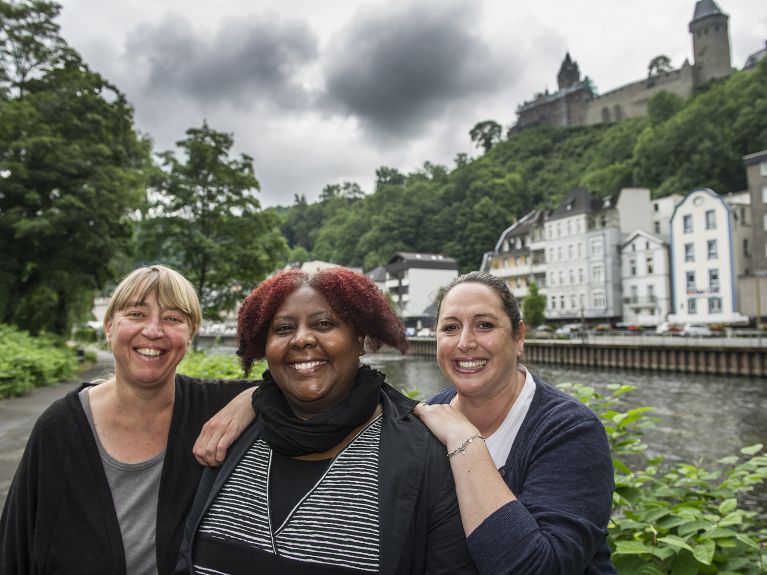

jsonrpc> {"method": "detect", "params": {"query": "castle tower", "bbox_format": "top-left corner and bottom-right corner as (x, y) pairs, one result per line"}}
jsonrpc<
(689, 0), (732, 86)
(557, 53), (581, 90)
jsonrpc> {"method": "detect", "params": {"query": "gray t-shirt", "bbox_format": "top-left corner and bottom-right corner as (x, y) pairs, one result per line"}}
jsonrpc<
(80, 387), (165, 575)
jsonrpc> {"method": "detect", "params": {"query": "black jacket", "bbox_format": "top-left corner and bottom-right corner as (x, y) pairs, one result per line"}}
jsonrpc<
(176, 383), (477, 574)
(0, 375), (253, 575)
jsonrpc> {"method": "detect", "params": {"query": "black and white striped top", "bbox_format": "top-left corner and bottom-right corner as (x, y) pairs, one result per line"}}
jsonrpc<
(195, 415), (383, 574)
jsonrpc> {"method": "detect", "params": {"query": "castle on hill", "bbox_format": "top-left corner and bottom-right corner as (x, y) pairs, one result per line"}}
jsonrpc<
(514, 0), (734, 130)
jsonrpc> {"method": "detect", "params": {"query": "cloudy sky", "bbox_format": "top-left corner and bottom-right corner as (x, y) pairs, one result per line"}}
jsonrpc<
(56, 0), (767, 207)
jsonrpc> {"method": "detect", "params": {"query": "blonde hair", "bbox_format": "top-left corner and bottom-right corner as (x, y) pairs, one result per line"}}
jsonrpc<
(104, 265), (202, 336)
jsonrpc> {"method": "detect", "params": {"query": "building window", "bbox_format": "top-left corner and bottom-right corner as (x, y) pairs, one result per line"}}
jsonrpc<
(709, 297), (722, 314)
(578, 268), (584, 283)
(705, 210), (716, 230)
(590, 237), (604, 257)
(760, 161), (767, 176)
(762, 185), (767, 203)
(592, 264), (604, 283)
(688, 298), (697, 314)
(630, 259), (637, 276)
(709, 269), (719, 291)
(647, 257), (654, 274)
(654, 221), (661, 234)
(557, 247), (563, 261)
(570, 295), (576, 309)
(685, 243), (694, 262)
(551, 296), (556, 310)
(653, 202), (659, 212)
(648, 285), (656, 302)
(560, 295), (565, 309)
(630, 286), (638, 303)
(577, 243), (583, 258)
(568, 244), (573, 259)
(707, 239), (717, 259)
(569, 269), (575, 284)
(744, 238), (751, 257)
(593, 291), (606, 308)
(686, 271), (695, 291)
(683, 214), (693, 233)
(764, 214), (767, 231)
(558, 271), (564, 285)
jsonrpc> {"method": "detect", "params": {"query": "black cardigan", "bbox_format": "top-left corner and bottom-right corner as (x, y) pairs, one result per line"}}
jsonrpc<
(0, 374), (254, 575)
(175, 383), (477, 574)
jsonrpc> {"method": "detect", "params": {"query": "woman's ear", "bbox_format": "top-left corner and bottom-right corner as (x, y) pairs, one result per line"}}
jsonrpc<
(104, 318), (113, 346)
(516, 321), (526, 356)
(358, 335), (366, 356)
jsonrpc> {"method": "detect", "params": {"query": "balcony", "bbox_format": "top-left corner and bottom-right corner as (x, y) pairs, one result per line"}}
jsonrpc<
(622, 296), (658, 308)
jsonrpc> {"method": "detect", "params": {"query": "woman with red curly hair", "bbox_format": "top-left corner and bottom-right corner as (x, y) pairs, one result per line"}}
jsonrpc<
(176, 268), (476, 574)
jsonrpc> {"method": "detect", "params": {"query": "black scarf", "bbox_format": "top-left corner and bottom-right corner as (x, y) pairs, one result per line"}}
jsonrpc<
(252, 364), (385, 456)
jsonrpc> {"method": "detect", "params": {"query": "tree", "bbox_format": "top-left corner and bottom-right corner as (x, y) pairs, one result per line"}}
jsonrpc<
(0, 37), (151, 334)
(647, 55), (672, 78)
(139, 122), (287, 318)
(522, 282), (546, 327)
(0, 0), (75, 97)
(469, 120), (502, 153)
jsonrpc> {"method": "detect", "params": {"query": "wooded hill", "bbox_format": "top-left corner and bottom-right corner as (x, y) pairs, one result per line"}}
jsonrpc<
(280, 57), (767, 273)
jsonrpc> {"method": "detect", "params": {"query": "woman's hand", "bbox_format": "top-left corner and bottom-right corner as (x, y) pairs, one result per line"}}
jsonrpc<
(193, 388), (256, 466)
(413, 403), (480, 454)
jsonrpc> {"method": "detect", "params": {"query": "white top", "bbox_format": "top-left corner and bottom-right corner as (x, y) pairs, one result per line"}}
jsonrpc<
(484, 365), (536, 469)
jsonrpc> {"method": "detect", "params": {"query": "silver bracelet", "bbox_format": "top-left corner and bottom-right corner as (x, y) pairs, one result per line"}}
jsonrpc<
(446, 433), (486, 460)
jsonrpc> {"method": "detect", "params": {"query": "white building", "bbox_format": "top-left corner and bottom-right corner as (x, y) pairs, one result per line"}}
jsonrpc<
(384, 252), (458, 330)
(668, 188), (750, 324)
(650, 194), (683, 240)
(620, 231), (671, 326)
(545, 187), (652, 321)
(481, 210), (545, 300)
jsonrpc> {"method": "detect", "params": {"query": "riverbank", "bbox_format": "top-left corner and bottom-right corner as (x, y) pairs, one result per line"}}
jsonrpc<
(403, 335), (767, 376)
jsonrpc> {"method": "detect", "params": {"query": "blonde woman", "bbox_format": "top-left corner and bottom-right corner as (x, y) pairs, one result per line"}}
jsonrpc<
(0, 265), (255, 575)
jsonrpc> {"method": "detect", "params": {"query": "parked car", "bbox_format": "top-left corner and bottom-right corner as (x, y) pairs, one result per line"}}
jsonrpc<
(681, 323), (713, 337)
(655, 322), (682, 335)
(529, 324), (555, 339)
(555, 323), (586, 336)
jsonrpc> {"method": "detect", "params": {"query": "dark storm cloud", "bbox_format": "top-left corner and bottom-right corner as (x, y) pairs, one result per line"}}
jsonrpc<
(126, 15), (318, 109)
(322, 0), (508, 137)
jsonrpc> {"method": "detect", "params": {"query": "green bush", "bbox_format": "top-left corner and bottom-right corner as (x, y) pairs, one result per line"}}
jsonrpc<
(0, 324), (79, 398)
(72, 326), (98, 343)
(560, 383), (767, 574)
(178, 350), (265, 380)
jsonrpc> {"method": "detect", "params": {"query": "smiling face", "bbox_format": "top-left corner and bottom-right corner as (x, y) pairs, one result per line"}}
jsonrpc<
(436, 282), (525, 400)
(265, 286), (364, 419)
(105, 290), (191, 392)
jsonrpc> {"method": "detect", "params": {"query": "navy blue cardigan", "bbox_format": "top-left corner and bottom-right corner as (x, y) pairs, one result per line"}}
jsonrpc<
(431, 373), (616, 575)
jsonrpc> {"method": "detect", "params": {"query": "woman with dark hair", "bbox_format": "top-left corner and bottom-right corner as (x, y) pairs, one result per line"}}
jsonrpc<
(415, 271), (615, 574)
(176, 268), (475, 574)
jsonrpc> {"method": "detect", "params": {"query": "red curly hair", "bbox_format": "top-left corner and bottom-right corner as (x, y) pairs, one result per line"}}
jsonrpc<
(237, 268), (408, 375)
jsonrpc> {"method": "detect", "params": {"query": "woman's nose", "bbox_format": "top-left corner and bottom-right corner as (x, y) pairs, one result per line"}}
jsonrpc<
(457, 329), (476, 351)
(142, 315), (164, 338)
(291, 325), (316, 348)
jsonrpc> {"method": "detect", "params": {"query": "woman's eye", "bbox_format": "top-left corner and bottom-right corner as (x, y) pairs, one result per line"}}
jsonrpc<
(478, 322), (494, 329)
(126, 311), (143, 318)
(440, 324), (459, 333)
(316, 319), (334, 328)
(275, 324), (293, 333)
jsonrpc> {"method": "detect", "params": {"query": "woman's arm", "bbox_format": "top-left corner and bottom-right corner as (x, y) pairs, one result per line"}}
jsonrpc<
(193, 387), (257, 466)
(414, 403), (515, 535)
(415, 403), (614, 575)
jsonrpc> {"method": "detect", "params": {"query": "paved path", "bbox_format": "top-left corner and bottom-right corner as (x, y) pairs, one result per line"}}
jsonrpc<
(0, 350), (114, 504)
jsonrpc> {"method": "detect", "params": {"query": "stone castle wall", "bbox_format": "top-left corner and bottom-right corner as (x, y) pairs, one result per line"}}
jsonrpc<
(582, 63), (696, 125)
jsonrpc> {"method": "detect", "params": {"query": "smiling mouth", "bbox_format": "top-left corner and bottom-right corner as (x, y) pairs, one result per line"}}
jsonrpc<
(136, 348), (162, 357)
(290, 360), (327, 371)
(455, 359), (487, 370)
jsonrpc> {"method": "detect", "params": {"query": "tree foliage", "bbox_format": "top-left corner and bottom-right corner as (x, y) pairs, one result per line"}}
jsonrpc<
(139, 122), (287, 318)
(522, 282), (546, 327)
(469, 119), (503, 152)
(647, 55), (672, 78)
(0, 0), (151, 334)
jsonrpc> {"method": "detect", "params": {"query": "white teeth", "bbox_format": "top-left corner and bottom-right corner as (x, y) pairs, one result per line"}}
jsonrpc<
(137, 348), (161, 357)
(458, 360), (486, 369)
(292, 361), (325, 370)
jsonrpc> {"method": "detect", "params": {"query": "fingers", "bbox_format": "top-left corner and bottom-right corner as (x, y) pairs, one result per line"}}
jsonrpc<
(193, 422), (226, 467)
